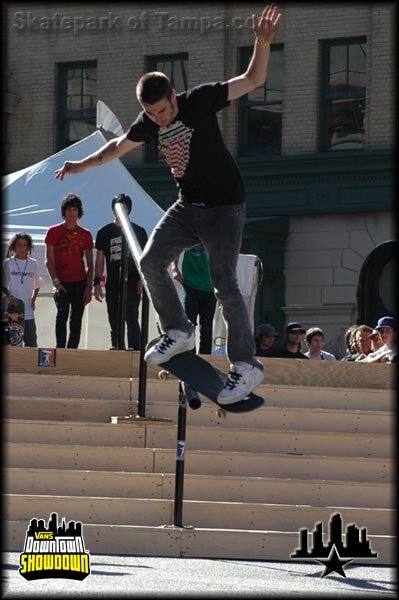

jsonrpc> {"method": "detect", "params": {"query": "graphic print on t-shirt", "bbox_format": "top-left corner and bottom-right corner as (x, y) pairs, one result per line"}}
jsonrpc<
(110, 236), (122, 262)
(158, 121), (194, 178)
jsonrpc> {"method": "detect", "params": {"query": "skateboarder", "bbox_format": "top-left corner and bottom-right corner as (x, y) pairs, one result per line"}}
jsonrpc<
(2, 232), (43, 346)
(54, 4), (282, 404)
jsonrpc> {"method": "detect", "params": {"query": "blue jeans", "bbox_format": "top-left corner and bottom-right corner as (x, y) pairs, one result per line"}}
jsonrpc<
(140, 200), (260, 367)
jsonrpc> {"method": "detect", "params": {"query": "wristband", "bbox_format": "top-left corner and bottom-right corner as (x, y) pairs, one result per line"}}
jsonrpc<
(256, 38), (271, 46)
(52, 278), (61, 286)
(94, 276), (101, 286)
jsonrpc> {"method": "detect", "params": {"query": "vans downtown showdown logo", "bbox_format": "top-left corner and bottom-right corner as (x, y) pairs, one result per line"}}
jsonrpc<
(19, 513), (90, 581)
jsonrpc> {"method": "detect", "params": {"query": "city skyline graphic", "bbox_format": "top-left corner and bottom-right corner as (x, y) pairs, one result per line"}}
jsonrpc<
(290, 512), (378, 578)
(291, 512), (377, 559)
(27, 513), (82, 537)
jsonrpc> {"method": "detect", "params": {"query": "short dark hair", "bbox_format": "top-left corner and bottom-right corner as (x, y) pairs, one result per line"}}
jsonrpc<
(61, 193), (84, 218)
(305, 327), (325, 345)
(136, 71), (173, 105)
(112, 193), (132, 215)
(7, 232), (34, 257)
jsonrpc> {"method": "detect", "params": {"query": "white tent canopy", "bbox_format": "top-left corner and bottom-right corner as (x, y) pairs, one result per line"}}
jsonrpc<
(2, 131), (165, 349)
(2, 130), (164, 246)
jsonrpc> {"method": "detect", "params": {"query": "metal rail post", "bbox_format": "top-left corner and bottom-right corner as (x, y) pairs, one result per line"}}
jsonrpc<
(113, 202), (152, 417)
(171, 382), (200, 528)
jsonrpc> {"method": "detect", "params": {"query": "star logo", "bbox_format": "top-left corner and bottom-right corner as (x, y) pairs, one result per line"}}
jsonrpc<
(315, 544), (353, 578)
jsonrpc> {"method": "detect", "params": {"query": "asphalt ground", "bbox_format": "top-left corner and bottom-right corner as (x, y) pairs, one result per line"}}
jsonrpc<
(2, 552), (396, 598)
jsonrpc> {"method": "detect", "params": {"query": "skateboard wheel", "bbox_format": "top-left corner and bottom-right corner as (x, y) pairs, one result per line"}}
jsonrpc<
(158, 370), (170, 381)
(216, 408), (227, 419)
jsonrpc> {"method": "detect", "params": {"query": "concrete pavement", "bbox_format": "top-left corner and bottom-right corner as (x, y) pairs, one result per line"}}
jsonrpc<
(3, 552), (396, 597)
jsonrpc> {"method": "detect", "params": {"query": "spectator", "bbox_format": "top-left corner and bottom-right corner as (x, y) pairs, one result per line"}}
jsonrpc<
(368, 329), (384, 353)
(171, 244), (217, 355)
(354, 325), (374, 361)
(341, 324), (360, 361)
(304, 327), (336, 361)
(44, 193), (93, 348)
(360, 316), (397, 363)
(255, 323), (280, 357)
(94, 194), (148, 350)
(274, 322), (309, 359)
(2, 232), (43, 347)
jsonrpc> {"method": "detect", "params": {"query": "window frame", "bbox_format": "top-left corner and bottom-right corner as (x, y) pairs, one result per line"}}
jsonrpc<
(319, 37), (367, 152)
(56, 60), (97, 151)
(238, 43), (284, 157)
(144, 52), (188, 162)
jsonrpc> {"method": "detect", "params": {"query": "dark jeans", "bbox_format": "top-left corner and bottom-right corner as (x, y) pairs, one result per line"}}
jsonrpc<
(140, 200), (260, 366)
(24, 319), (37, 347)
(54, 279), (86, 348)
(183, 285), (216, 355)
(105, 285), (141, 350)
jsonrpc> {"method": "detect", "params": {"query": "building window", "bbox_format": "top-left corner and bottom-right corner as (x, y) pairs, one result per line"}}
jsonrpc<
(320, 38), (366, 151)
(239, 44), (283, 156)
(145, 53), (188, 162)
(57, 62), (97, 150)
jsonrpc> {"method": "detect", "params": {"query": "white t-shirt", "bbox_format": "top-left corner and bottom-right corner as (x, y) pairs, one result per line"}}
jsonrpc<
(304, 350), (336, 361)
(3, 257), (44, 320)
(362, 344), (397, 362)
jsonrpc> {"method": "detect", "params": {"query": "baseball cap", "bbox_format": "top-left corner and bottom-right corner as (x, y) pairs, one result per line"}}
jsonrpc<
(257, 323), (279, 337)
(286, 322), (306, 334)
(374, 316), (397, 330)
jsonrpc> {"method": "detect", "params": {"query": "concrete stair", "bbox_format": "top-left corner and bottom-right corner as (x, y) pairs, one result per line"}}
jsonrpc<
(3, 347), (396, 563)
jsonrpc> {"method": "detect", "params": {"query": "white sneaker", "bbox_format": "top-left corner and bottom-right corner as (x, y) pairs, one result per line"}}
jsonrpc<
(217, 362), (264, 405)
(144, 329), (195, 364)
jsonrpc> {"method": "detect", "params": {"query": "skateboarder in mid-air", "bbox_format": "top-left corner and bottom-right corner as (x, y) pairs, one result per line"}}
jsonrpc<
(55, 4), (282, 405)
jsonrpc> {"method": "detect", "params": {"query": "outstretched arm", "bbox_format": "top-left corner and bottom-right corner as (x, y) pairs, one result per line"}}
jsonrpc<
(55, 133), (143, 181)
(227, 4), (282, 101)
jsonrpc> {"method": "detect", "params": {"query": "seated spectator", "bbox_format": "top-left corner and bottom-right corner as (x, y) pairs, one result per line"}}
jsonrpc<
(274, 322), (309, 359)
(368, 329), (384, 353)
(354, 324), (374, 361)
(360, 316), (397, 363)
(304, 327), (336, 361)
(341, 324), (360, 361)
(255, 323), (280, 357)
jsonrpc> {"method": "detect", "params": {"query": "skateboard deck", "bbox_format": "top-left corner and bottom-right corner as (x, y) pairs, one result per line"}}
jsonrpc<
(6, 298), (25, 346)
(158, 351), (265, 414)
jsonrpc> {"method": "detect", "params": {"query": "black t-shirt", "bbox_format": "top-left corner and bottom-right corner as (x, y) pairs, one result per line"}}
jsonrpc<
(95, 222), (148, 288)
(273, 349), (310, 360)
(127, 82), (245, 206)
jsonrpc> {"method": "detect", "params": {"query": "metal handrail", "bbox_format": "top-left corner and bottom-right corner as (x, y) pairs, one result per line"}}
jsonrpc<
(114, 202), (150, 417)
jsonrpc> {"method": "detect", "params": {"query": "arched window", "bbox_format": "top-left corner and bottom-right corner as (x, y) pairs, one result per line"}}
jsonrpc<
(357, 240), (398, 326)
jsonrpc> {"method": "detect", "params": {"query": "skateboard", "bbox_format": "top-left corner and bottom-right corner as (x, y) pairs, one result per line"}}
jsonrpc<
(158, 351), (265, 417)
(5, 298), (25, 346)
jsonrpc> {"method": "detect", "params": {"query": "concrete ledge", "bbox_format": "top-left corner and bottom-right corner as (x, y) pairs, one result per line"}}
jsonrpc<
(4, 347), (395, 390)
(4, 520), (394, 564)
(5, 418), (393, 457)
(5, 395), (393, 433)
(7, 442), (393, 482)
(4, 469), (393, 509)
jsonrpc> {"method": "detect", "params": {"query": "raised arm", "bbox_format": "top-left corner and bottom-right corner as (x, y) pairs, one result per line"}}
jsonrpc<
(55, 133), (143, 181)
(227, 4), (282, 102)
